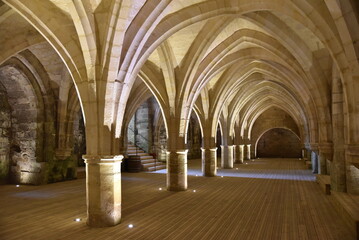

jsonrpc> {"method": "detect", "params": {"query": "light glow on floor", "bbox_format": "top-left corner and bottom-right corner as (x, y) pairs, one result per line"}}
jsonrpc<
(148, 159), (316, 181)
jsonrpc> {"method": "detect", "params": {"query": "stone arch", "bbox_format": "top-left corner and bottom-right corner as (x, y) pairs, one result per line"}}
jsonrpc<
(256, 128), (301, 158)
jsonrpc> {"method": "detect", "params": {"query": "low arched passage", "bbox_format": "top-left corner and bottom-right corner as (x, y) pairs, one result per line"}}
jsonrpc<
(256, 128), (301, 158)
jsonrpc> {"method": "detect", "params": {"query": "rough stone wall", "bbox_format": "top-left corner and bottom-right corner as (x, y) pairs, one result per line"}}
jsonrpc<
(158, 124), (167, 162)
(135, 101), (151, 152)
(257, 128), (301, 158)
(73, 112), (86, 167)
(127, 117), (135, 145)
(0, 83), (11, 183)
(187, 116), (202, 159)
(0, 66), (43, 184)
(216, 126), (222, 158)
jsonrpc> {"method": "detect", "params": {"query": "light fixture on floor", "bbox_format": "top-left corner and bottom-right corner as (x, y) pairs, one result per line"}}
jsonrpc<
(16, 185), (19, 187)
(159, 187), (162, 191)
(128, 224), (134, 228)
(221, 176), (224, 178)
(245, 163), (248, 165)
(193, 190), (196, 192)
(195, 174), (198, 177)
(74, 218), (81, 222)
(236, 168), (238, 170)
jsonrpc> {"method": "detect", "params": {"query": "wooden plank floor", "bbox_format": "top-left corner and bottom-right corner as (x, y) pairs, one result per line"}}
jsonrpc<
(0, 158), (355, 240)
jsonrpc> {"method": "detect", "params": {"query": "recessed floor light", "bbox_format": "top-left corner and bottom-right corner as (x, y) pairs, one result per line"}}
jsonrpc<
(74, 218), (81, 222)
(159, 188), (162, 191)
(16, 185), (19, 187)
(193, 190), (196, 192)
(128, 224), (134, 228)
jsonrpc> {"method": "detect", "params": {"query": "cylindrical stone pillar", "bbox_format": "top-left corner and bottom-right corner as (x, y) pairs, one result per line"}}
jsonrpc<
(235, 145), (241, 163)
(318, 152), (327, 174)
(201, 148), (217, 177)
(239, 145), (244, 163)
(221, 145), (234, 169)
(311, 151), (318, 173)
(84, 155), (123, 227)
(246, 144), (251, 160)
(233, 145), (238, 163)
(167, 149), (187, 191)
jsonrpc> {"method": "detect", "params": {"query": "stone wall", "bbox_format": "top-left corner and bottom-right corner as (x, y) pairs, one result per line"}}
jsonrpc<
(187, 116), (202, 159)
(0, 83), (11, 183)
(257, 128), (301, 158)
(251, 107), (301, 158)
(0, 66), (44, 185)
(73, 112), (86, 167)
(157, 123), (167, 162)
(135, 101), (151, 152)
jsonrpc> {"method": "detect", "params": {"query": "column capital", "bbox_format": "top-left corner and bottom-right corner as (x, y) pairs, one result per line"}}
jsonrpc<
(83, 155), (123, 164)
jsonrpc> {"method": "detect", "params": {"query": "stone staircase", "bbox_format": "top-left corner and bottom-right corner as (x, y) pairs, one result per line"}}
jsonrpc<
(127, 144), (166, 172)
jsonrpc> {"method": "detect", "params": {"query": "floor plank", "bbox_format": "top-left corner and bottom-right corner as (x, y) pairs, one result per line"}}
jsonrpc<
(0, 158), (355, 240)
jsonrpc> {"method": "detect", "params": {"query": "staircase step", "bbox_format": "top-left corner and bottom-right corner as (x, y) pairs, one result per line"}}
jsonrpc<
(147, 165), (166, 171)
(142, 161), (162, 167)
(127, 143), (164, 172)
(143, 162), (165, 167)
(128, 151), (146, 155)
(129, 155), (154, 160)
(141, 159), (156, 164)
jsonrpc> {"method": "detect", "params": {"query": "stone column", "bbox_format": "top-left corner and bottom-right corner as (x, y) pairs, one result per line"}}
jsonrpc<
(84, 155), (123, 227)
(318, 151), (327, 174)
(311, 151), (318, 173)
(245, 144), (251, 160)
(233, 145), (238, 163)
(201, 148), (217, 177)
(331, 147), (346, 192)
(221, 145), (234, 169)
(239, 145), (244, 163)
(235, 145), (241, 163)
(301, 149), (306, 159)
(167, 150), (187, 191)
